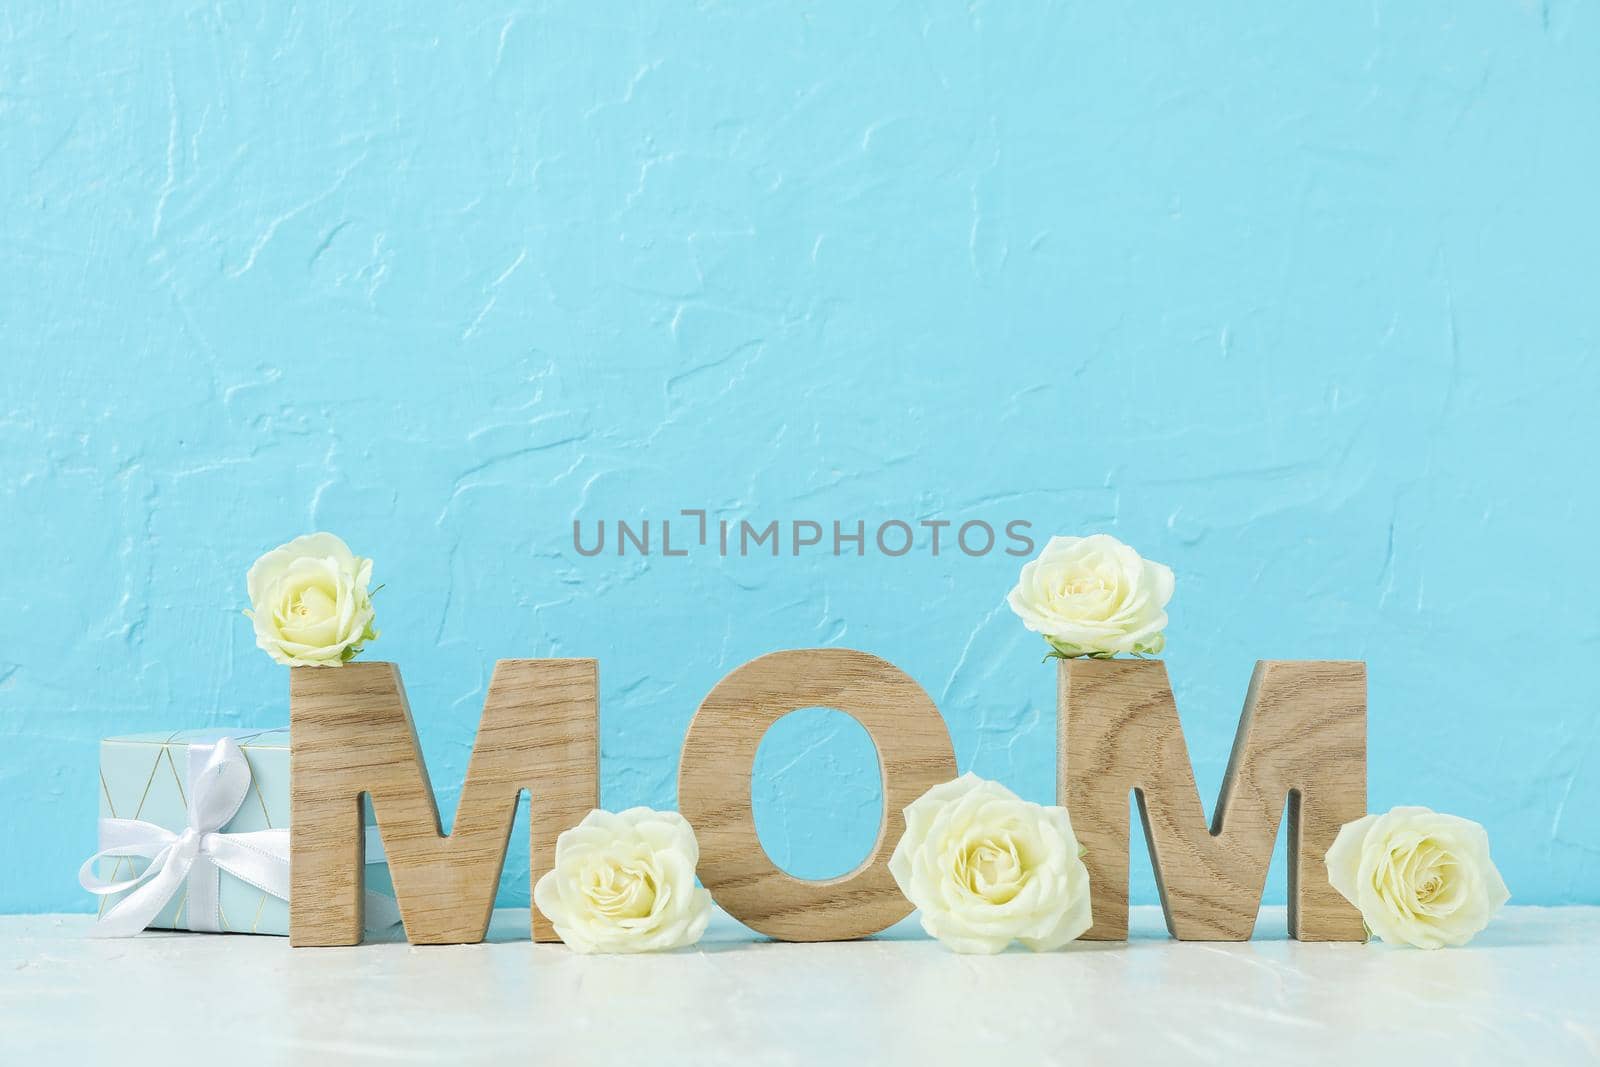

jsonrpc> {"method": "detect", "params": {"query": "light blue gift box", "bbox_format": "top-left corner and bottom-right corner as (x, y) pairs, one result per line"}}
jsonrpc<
(96, 728), (396, 936)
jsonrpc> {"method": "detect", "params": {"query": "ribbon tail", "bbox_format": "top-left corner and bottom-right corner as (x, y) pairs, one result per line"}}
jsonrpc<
(91, 851), (193, 938)
(206, 829), (291, 903)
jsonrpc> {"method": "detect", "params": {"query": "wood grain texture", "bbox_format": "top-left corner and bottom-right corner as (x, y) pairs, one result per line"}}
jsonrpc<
(1059, 658), (1366, 942)
(678, 648), (957, 942)
(290, 659), (597, 946)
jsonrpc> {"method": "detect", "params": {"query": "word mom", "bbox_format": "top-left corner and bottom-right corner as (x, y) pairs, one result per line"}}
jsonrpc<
(288, 649), (1366, 947)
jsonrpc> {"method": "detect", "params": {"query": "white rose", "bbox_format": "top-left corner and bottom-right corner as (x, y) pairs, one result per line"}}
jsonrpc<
(244, 532), (378, 667)
(1325, 806), (1510, 949)
(1007, 533), (1174, 657)
(888, 773), (1092, 954)
(534, 807), (713, 954)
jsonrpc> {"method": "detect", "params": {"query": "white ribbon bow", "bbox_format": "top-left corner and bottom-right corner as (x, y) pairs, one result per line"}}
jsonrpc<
(79, 737), (291, 937)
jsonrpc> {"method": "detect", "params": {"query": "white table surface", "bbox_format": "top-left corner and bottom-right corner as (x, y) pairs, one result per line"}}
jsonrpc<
(4, 906), (1596, 1065)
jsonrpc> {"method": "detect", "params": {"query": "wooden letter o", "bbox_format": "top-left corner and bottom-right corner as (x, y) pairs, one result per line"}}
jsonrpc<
(678, 648), (957, 941)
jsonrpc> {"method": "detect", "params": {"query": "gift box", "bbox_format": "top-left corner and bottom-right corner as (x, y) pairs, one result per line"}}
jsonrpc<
(90, 728), (396, 936)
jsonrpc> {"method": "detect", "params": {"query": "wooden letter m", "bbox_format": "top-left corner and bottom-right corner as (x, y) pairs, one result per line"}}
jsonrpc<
(1059, 658), (1366, 941)
(289, 660), (597, 946)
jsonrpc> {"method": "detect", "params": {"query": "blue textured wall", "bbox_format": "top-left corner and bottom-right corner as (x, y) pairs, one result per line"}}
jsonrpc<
(3, 2), (1598, 914)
